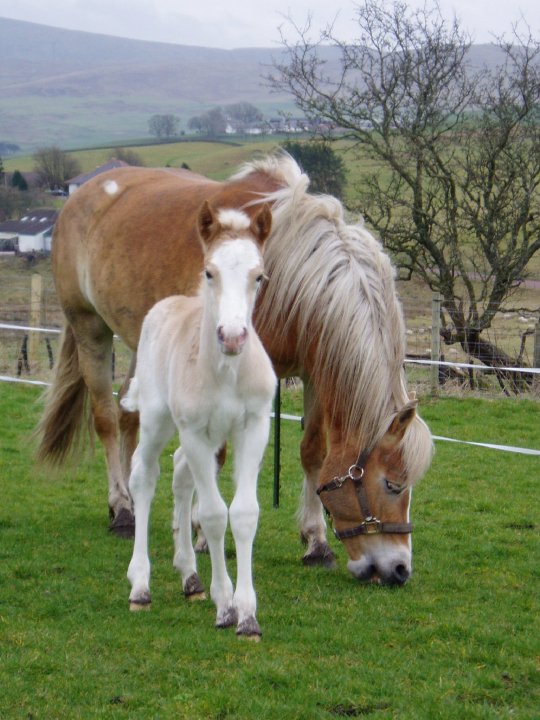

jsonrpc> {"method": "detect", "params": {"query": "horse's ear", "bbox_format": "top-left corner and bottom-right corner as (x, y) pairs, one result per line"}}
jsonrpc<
(251, 203), (272, 248)
(387, 400), (418, 441)
(198, 200), (219, 247)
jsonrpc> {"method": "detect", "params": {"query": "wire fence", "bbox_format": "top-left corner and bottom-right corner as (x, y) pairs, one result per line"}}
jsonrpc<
(1, 273), (539, 400)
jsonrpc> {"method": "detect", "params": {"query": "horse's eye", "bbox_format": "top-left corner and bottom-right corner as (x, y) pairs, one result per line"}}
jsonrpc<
(205, 269), (213, 280)
(255, 274), (263, 283)
(385, 479), (404, 495)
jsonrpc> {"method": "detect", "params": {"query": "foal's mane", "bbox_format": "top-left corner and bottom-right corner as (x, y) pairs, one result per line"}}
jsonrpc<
(233, 153), (432, 482)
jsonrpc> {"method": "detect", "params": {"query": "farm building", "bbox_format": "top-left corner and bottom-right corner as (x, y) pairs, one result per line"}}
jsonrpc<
(0, 208), (58, 253)
(67, 158), (129, 195)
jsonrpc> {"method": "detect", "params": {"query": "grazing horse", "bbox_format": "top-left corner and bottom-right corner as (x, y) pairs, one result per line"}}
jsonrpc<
(37, 153), (433, 587)
(123, 202), (275, 639)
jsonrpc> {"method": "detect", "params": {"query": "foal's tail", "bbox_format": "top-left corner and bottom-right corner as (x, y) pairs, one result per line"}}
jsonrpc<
(120, 377), (139, 413)
(36, 324), (91, 466)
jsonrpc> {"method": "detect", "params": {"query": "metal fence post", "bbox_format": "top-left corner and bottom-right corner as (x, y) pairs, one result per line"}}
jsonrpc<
(273, 380), (281, 508)
(534, 321), (540, 393)
(431, 293), (442, 395)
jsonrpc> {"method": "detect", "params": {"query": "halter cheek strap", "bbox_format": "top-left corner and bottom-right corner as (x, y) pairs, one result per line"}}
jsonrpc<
(316, 449), (413, 540)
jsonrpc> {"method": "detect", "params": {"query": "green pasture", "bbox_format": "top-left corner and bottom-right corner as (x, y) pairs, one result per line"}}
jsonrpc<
(0, 383), (539, 719)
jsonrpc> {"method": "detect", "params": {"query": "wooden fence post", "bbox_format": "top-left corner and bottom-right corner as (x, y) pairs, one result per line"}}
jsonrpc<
(431, 293), (442, 395)
(28, 274), (43, 372)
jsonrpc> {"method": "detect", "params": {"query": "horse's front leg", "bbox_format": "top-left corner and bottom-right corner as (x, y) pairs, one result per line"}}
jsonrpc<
(127, 413), (175, 610)
(299, 380), (335, 568)
(229, 412), (270, 640)
(181, 429), (235, 629)
(172, 447), (206, 601)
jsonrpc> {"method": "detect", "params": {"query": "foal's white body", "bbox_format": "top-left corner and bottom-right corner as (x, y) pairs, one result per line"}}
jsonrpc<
(122, 203), (276, 638)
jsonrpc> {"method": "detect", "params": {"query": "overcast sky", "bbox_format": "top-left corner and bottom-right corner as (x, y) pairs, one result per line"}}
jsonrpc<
(0, 0), (538, 49)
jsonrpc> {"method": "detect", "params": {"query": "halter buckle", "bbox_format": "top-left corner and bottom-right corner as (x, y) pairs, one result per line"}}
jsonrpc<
(362, 517), (382, 534)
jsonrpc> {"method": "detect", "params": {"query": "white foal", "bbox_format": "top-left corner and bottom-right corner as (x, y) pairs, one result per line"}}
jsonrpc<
(122, 201), (276, 639)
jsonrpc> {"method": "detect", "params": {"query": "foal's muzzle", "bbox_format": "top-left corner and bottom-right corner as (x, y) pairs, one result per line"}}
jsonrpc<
(217, 326), (248, 355)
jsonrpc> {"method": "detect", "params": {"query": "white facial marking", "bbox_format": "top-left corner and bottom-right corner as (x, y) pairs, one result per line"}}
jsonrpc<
(103, 180), (119, 195)
(207, 239), (262, 355)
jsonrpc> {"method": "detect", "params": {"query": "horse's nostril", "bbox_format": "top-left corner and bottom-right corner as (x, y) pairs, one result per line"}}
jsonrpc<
(392, 563), (410, 585)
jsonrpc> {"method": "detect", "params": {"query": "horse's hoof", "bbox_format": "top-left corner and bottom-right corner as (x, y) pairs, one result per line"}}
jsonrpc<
(109, 507), (135, 539)
(129, 593), (151, 612)
(216, 607), (238, 629)
(194, 538), (209, 554)
(184, 573), (206, 601)
(302, 542), (336, 569)
(236, 617), (262, 640)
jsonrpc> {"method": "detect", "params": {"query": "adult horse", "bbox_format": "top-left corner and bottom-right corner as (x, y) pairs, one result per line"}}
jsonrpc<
(37, 153), (433, 586)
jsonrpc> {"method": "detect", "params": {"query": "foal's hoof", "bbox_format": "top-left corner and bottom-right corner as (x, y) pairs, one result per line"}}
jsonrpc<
(109, 507), (135, 539)
(194, 538), (209, 554)
(216, 607), (238, 629)
(184, 573), (206, 602)
(302, 541), (336, 569)
(236, 617), (262, 641)
(129, 592), (151, 612)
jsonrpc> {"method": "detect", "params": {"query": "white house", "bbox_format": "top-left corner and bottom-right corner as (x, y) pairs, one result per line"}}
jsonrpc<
(0, 208), (58, 253)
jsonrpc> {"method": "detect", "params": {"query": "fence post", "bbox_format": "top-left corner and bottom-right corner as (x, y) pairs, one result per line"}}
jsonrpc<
(273, 380), (281, 508)
(534, 322), (540, 393)
(28, 274), (43, 372)
(431, 293), (441, 395)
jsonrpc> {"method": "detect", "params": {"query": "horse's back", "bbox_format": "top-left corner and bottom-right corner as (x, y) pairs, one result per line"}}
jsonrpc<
(52, 166), (272, 349)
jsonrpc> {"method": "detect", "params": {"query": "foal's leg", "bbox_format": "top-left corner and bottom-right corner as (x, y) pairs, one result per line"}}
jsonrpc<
(192, 445), (227, 553)
(172, 447), (206, 600)
(298, 380), (335, 567)
(71, 313), (133, 536)
(181, 429), (235, 628)
(229, 413), (270, 640)
(127, 413), (175, 609)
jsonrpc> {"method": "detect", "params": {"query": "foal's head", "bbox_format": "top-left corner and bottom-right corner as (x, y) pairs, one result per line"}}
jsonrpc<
(197, 201), (272, 356)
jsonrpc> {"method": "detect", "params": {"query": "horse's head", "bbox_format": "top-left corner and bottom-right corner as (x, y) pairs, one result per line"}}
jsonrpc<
(197, 201), (272, 356)
(317, 401), (432, 586)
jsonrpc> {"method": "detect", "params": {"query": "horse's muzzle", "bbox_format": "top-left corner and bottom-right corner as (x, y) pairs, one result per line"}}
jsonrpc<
(217, 326), (248, 355)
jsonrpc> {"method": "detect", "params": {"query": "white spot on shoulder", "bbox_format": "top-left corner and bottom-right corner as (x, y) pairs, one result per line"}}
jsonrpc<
(103, 180), (119, 196)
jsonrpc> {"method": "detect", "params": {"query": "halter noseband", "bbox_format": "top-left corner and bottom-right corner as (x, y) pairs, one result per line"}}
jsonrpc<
(316, 449), (413, 541)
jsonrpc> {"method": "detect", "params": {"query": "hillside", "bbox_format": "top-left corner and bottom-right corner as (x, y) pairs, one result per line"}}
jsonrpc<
(0, 17), (510, 152)
(0, 18), (297, 150)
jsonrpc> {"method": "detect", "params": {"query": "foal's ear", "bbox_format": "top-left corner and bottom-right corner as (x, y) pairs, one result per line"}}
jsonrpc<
(387, 400), (418, 441)
(198, 200), (220, 247)
(250, 203), (272, 248)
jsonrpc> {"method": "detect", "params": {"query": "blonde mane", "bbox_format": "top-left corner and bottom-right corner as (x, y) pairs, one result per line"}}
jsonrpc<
(235, 153), (433, 482)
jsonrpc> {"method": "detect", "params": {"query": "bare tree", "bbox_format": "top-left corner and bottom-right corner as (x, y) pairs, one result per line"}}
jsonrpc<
(270, 1), (540, 388)
(33, 146), (81, 190)
(148, 114), (180, 140)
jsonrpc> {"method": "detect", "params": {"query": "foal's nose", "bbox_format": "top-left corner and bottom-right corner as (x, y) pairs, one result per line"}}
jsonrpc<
(217, 326), (248, 355)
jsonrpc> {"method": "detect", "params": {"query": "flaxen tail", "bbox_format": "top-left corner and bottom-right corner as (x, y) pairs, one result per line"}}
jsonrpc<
(36, 324), (92, 466)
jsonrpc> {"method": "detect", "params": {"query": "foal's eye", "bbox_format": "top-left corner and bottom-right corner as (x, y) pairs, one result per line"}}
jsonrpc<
(385, 479), (405, 495)
(205, 269), (213, 280)
(255, 274), (264, 283)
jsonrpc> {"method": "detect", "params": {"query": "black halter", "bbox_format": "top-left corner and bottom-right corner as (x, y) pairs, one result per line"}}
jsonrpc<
(316, 448), (413, 540)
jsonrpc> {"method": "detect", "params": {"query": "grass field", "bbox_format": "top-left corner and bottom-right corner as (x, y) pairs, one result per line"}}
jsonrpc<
(0, 382), (539, 719)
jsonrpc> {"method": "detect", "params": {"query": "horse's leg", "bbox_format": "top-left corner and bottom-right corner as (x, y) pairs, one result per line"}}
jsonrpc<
(229, 413), (269, 640)
(118, 353), (139, 491)
(172, 447), (206, 601)
(182, 429), (235, 629)
(72, 314), (133, 536)
(192, 444), (226, 554)
(298, 380), (335, 568)
(127, 412), (175, 609)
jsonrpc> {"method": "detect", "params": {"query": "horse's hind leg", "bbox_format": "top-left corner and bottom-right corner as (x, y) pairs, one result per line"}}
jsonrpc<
(172, 447), (206, 601)
(71, 313), (133, 536)
(298, 380), (335, 568)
